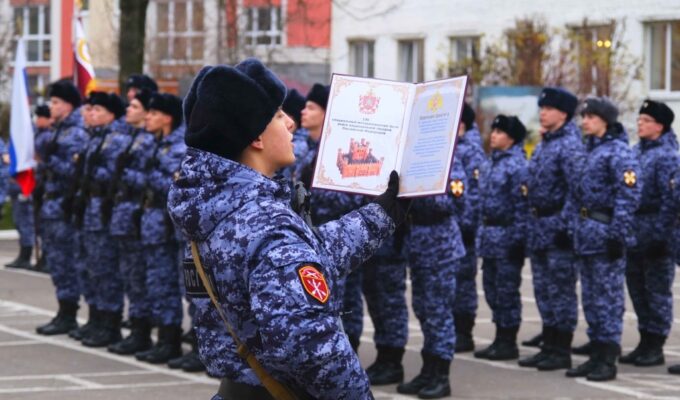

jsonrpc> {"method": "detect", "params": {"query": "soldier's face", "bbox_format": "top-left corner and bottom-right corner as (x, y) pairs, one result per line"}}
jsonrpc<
(49, 97), (73, 122)
(35, 116), (51, 129)
(145, 110), (172, 133)
(126, 99), (147, 126)
(301, 101), (325, 140)
(539, 106), (567, 132)
(81, 104), (93, 127)
(256, 109), (296, 173)
(90, 105), (115, 127)
(581, 113), (607, 137)
(126, 87), (138, 102)
(490, 128), (514, 151)
(637, 114), (664, 140)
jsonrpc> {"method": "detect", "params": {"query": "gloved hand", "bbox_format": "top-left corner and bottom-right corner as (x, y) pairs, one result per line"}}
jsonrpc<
(462, 230), (475, 248)
(374, 171), (409, 226)
(554, 230), (573, 250)
(508, 244), (525, 264)
(647, 241), (668, 259)
(606, 239), (624, 261)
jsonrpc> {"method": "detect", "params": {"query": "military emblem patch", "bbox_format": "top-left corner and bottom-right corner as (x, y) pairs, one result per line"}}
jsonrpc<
(521, 184), (529, 197)
(624, 170), (637, 187)
(298, 265), (329, 304)
(450, 179), (464, 197)
(473, 168), (480, 180)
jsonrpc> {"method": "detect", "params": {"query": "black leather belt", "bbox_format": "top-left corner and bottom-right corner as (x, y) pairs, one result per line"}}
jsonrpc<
(217, 379), (274, 400)
(530, 205), (562, 218)
(579, 207), (612, 224)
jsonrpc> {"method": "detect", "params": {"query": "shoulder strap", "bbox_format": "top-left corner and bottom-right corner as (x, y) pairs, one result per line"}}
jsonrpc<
(189, 242), (299, 400)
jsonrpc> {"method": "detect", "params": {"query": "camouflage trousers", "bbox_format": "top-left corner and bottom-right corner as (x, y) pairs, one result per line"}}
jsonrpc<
(482, 257), (523, 328)
(454, 247), (478, 317)
(11, 195), (34, 247)
(626, 251), (675, 336)
(85, 231), (123, 313)
(362, 256), (408, 348)
(73, 229), (94, 305)
(42, 219), (80, 302)
(145, 242), (183, 326)
(530, 249), (578, 333)
(340, 268), (363, 342)
(117, 237), (150, 319)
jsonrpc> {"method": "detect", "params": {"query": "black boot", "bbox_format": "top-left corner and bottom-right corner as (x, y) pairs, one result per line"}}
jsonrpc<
(566, 341), (600, 378)
(634, 332), (665, 367)
(486, 326), (519, 361)
(454, 312), (475, 353)
(181, 329), (195, 344)
(34, 253), (47, 273)
(348, 335), (361, 353)
(587, 342), (619, 381)
(519, 327), (552, 368)
(167, 334), (206, 372)
(69, 306), (100, 341)
(536, 329), (572, 371)
(136, 325), (182, 364)
(397, 351), (436, 395)
(82, 311), (122, 347)
(5, 246), (32, 269)
(107, 317), (152, 355)
(36, 300), (79, 335)
(417, 356), (451, 399)
(619, 330), (648, 364)
(668, 364), (680, 374)
(366, 346), (405, 385)
(521, 331), (543, 347)
(572, 341), (592, 355)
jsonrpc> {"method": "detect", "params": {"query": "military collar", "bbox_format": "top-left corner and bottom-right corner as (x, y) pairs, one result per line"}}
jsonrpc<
(639, 131), (672, 150)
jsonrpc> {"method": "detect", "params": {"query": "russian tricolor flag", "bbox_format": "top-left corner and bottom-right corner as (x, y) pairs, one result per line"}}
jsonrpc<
(9, 40), (36, 197)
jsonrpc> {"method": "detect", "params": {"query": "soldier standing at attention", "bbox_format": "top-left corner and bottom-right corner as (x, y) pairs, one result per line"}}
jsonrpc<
(565, 97), (641, 381)
(124, 74), (159, 103)
(473, 115), (528, 361)
(620, 100), (678, 367)
(519, 87), (584, 371)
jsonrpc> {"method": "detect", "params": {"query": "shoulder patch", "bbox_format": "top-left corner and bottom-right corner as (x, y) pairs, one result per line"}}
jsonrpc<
(450, 179), (465, 198)
(623, 170), (637, 187)
(298, 264), (330, 304)
(521, 184), (529, 197)
(473, 168), (480, 180)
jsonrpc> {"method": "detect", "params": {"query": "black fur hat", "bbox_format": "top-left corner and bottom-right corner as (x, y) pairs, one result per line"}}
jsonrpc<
(126, 74), (158, 92)
(581, 96), (619, 125)
(306, 83), (330, 110)
(149, 93), (183, 130)
(492, 114), (527, 143)
(640, 99), (674, 132)
(47, 80), (82, 108)
(133, 88), (153, 111)
(88, 91), (126, 119)
(35, 104), (50, 118)
(183, 58), (287, 160)
(538, 87), (578, 119)
(282, 88), (305, 127)
(461, 102), (475, 131)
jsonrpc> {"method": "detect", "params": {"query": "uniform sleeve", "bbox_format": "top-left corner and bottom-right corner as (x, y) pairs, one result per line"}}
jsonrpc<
(47, 128), (88, 179)
(249, 236), (373, 399)
(315, 202), (395, 279)
(609, 149), (642, 244)
(560, 139), (585, 234)
(149, 143), (186, 193)
(653, 153), (679, 243)
(461, 147), (488, 232)
(510, 163), (530, 247)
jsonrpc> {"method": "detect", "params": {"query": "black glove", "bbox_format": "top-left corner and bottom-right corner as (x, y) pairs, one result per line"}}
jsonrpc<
(606, 239), (624, 261)
(554, 230), (573, 250)
(462, 230), (475, 248)
(115, 152), (131, 171)
(508, 244), (525, 264)
(374, 171), (409, 226)
(647, 241), (668, 259)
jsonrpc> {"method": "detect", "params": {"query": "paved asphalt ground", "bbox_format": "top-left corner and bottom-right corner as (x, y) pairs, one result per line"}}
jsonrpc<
(1, 237), (680, 399)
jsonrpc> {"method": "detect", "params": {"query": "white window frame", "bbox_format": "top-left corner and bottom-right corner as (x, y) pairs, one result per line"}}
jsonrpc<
(348, 40), (374, 78)
(647, 20), (680, 96)
(244, 5), (284, 48)
(14, 5), (51, 67)
(155, 0), (206, 65)
(449, 36), (479, 64)
(398, 39), (424, 83)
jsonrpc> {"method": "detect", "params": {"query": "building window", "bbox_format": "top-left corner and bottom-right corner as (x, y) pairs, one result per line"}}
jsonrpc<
(245, 6), (283, 46)
(647, 21), (680, 92)
(155, 0), (205, 64)
(572, 23), (614, 96)
(447, 36), (480, 78)
(13, 5), (51, 65)
(349, 41), (374, 77)
(398, 39), (424, 82)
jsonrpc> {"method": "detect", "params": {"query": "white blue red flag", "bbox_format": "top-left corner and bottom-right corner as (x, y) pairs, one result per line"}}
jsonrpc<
(9, 40), (36, 196)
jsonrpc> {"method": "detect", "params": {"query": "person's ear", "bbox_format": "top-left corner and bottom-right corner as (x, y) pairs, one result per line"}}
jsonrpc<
(250, 135), (265, 150)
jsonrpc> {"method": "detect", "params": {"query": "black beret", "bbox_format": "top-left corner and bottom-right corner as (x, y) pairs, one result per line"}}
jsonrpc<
(126, 74), (158, 92)
(492, 114), (527, 143)
(35, 104), (50, 118)
(47, 80), (81, 108)
(133, 88), (153, 110)
(306, 83), (330, 110)
(581, 96), (619, 125)
(282, 88), (305, 127)
(88, 91), (126, 119)
(183, 58), (287, 160)
(640, 99), (674, 131)
(149, 93), (183, 130)
(461, 102), (475, 130)
(538, 87), (578, 119)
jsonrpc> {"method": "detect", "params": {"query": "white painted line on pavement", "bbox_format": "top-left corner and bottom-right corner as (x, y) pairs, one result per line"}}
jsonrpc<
(0, 230), (20, 240)
(0, 339), (37, 347)
(0, 370), (156, 381)
(0, 380), (197, 394)
(578, 375), (679, 400)
(59, 374), (104, 389)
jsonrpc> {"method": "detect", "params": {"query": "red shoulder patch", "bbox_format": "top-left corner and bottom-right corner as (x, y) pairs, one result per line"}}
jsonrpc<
(298, 265), (330, 304)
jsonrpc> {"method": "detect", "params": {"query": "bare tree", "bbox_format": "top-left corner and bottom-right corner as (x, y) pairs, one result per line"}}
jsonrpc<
(118, 0), (150, 91)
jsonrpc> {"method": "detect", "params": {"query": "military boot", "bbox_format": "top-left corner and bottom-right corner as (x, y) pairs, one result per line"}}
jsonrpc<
(566, 341), (600, 378)
(634, 332), (665, 367)
(136, 325), (182, 364)
(417, 356), (451, 399)
(365, 346), (405, 385)
(69, 305), (100, 341)
(5, 246), (33, 269)
(168, 334), (206, 372)
(348, 335), (361, 354)
(519, 327), (552, 368)
(587, 342), (619, 381)
(572, 340), (593, 355)
(454, 312), (475, 353)
(536, 329), (572, 371)
(669, 364), (680, 374)
(36, 300), (79, 335)
(619, 330), (648, 364)
(82, 311), (122, 347)
(486, 326), (519, 361)
(107, 317), (152, 355)
(397, 351), (436, 395)
(521, 331), (543, 348)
